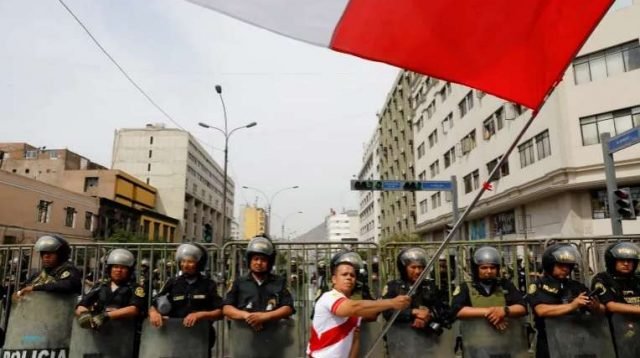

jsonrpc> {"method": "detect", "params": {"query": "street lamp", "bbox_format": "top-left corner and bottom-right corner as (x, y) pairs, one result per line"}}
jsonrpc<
(281, 211), (303, 240)
(241, 185), (299, 236)
(199, 84), (257, 245)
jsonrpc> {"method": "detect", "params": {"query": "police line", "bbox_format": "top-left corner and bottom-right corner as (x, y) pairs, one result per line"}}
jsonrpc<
(1, 235), (640, 357)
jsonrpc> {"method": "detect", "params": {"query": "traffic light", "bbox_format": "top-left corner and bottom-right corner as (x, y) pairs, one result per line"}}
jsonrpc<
(614, 188), (636, 220)
(351, 180), (383, 191)
(203, 223), (213, 243)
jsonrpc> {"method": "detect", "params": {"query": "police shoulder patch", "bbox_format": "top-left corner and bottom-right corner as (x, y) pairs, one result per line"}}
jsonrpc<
(528, 283), (537, 295)
(135, 287), (145, 298)
(60, 271), (70, 279)
(452, 286), (461, 297)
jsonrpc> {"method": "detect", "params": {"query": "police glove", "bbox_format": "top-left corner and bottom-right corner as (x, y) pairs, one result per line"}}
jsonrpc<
(91, 312), (110, 330)
(77, 312), (93, 329)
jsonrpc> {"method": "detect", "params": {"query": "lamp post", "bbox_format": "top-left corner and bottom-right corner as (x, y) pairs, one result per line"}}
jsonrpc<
(199, 85), (257, 245)
(241, 185), (299, 236)
(281, 211), (303, 241)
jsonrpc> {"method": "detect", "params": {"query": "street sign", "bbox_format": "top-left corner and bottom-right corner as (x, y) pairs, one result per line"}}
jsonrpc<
(608, 127), (640, 154)
(351, 180), (453, 191)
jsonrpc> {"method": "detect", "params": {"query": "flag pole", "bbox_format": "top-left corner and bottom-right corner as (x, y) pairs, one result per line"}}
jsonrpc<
(364, 82), (559, 357)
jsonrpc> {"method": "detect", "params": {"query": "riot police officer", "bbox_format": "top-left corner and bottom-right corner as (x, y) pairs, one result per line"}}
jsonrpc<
(591, 242), (640, 312)
(223, 236), (294, 331)
(382, 247), (452, 332)
(149, 243), (223, 352)
(452, 246), (527, 330)
(75, 248), (146, 330)
(527, 244), (604, 358)
(16, 235), (81, 297)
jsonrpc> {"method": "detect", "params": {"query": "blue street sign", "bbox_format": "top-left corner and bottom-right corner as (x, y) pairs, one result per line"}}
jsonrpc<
(351, 180), (453, 191)
(421, 181), (453, 191)
(382, 181), (403, 190)
(608, 127), (640, 154)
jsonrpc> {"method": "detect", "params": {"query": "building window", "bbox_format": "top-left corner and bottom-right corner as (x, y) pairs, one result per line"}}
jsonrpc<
(535, 130), (552, 160)
(428, 130), (438, 148)
(491, 210), (516, 235)
(37, 200), (52, 223)
(444, 146), (456, 168)
(49, 151), (59, 159)
(463, 173), (473, 194)
(148, 150), (153, 158)
(146, 178), (150, 185)
(483, 116), (496, 140)
(518, 139), (535, 167)
(25, 150), (37, 159)
(439, 82), (452, 102)
(573, 41), (640, 85)
(419, 199), (428, 214)
(417, 142), (426, 159)
(418, 170), (426, 180)
(470, 219), (486, 240)
(415, 115), (424, 132)
(147, 163), (151, 171)
(426, 100), (437, 119)
(472, 169), (480, 190)
(84, 177), (99, 192)
(458, 91), (474, 118)
(580, 105), (640, 145)
(431, 192), (441, 209)
(441, 112), (453, 134)
(64, 207), (77, 228)
(150, 136), (154, 145)
(461, 130), (477, 155)
(84, 212), (94, 231)
(486, 156), (510, 181)
(429, 160), (440, 178)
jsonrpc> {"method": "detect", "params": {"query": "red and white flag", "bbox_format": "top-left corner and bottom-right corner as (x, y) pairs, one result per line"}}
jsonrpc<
(186, 0), (613, 110)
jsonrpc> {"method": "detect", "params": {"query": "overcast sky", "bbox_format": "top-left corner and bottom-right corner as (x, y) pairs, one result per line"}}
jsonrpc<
(0, 0), (399, 238)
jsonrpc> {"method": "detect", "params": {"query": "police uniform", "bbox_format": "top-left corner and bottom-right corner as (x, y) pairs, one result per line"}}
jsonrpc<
(223, 273), (294, 315)
(451, 278), (525, 315)
(78, 281), (147, 314)
(154, 273), (222, 318)
(26, 261), (82, 294)
(527, 274), (589, 358)
(591, 271), (640, 306)
(382, 278), (450, 325)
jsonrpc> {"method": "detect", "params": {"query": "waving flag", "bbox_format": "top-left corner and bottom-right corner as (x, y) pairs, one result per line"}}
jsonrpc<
(186, 0), (613, 110)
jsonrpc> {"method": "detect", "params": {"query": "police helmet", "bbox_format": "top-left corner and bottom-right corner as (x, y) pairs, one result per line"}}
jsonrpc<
(106, 249), (135, 268)
(245, 236), (276, 269)
(175, 243), (208, 271)
(605, 242), (640, 275)
(34, 235), (70, 262)
(140, 258), (150, 268)
(542, 244), (581, 274)
(330, 251), (363, 276)
(471, 246), (501, 280)
(396, 247), (428, 280)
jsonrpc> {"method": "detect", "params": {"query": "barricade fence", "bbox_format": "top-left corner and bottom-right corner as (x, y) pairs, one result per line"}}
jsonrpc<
(1, 235), (639, 357)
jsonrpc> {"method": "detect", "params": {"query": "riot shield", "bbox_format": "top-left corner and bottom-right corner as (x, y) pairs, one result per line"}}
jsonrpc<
(460, 318), (528, 358)
(139, 318), (210, 358)
(68, 318), (136, 358)
(545, 314), (615, 358)
(386, 321), (455, 356)
(1, 292), (76, 357)
(610, 313), (640, 358)
(229, 319), (297, 358)
(359, 319), (386, 358)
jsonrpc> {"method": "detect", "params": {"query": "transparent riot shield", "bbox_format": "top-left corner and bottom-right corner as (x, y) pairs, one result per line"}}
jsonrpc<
(610, 313), (640, 358)
(68, 318), (136, 358)
(229, 319), (297, 358)
(460, 318), (528, 358)
(359, 319), (386, 358)
(1, 292), (76, 357)
(545, 314), (615, 358)
(139, 318), (210, 358)
(386, 321), (455, 356)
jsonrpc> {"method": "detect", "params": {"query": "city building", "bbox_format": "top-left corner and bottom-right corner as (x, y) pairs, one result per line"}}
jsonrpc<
(326, 209), (360, 242)
(0, 170), (99, 244)
(230, 220), (240, 241)
(410, 1), (640, 241)
(112, 124), (234, 244)
(240, 205), (267, 240)
(376, 72), (417, 240)
(357, 129), (382, 243)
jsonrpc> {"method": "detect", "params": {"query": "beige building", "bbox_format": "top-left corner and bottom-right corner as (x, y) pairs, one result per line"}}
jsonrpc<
(410, 2), (640, 241)
(112, 124), (233, 244)
(241, 205), (267, 240)
(377, 72), (417, 240)
(357, 129), (381, 243)
(0, 170), (99, 244)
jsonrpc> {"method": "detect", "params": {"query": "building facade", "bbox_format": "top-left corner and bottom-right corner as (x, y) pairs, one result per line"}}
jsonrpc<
(112, 124), (234, 244)
(326, 210), (360, 242)
(358, 130), (382, 243)
(377, 72), (417, 240)
(0, 170), (99, 244)
(411, 2), (640, 241)
(241, 205), (267, 240)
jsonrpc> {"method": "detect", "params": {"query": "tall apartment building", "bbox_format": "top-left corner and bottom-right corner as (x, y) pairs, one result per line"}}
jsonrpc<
(112, 124), (234, 244)
(240, 205), (267, 240)
(377, 72), (417, 240)
(358, 130), (382, 243)
(326, 209), (360, 242)
(411, 2), (640, 241)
